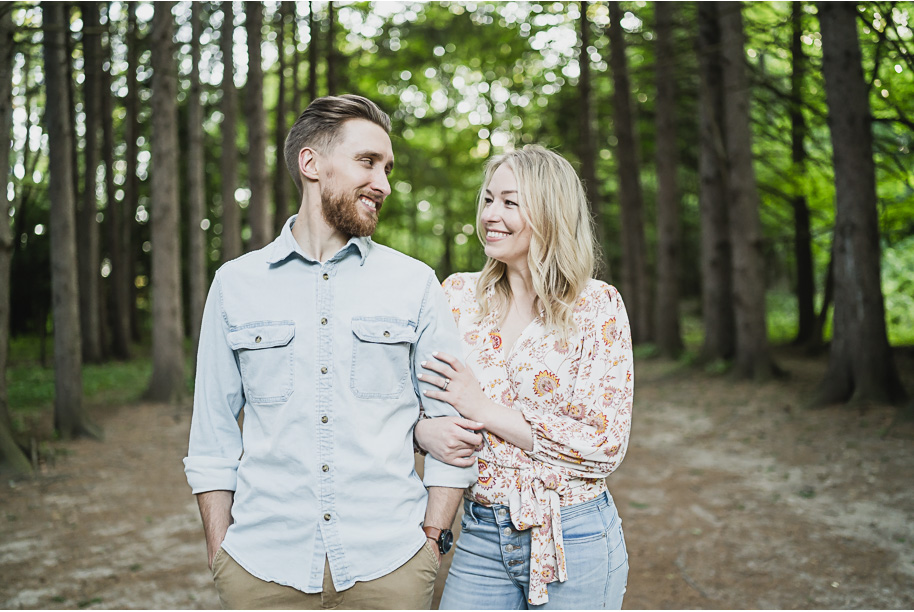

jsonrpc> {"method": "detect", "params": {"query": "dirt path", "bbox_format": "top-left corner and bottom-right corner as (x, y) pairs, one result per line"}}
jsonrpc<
(2, 351), (913, 609)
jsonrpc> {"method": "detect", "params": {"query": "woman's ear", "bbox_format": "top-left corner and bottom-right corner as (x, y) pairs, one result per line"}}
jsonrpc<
(299, 148), (320, 182)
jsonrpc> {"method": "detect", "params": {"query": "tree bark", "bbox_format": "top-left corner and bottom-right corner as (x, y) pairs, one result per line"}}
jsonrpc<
(0, 2), (31, 473)
(273, 2), (291, 232)
(220, 1), (241, 263)
(813, 1), (907, 406)
(78, 2), (103, 363)
(608, 1), (651, 343)
(125, 2), (141, 342)
(43, 1), (101, 439)
(245, 2), (272, 249)
(291, 3), (303, 116)
(577, 2), (607, 278)
(653, 1), (683, 358)
(187, 2), (207, 358)
(146, 1), (186, 404)
(308, 1), (318, 101)
(697, 3), (735, 364)
(719, 2), (778, 379)
(101, 12), (130, 360)
(326, 1), (337, 95)
(790, 1), (816, 346)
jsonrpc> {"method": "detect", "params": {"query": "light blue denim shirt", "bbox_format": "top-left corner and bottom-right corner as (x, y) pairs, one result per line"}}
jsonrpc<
(183, 216), (476, 593)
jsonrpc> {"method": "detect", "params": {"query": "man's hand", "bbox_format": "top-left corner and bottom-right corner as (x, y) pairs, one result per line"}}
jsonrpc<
(196, 490), (234, 569)
(415, 416), (484, 467)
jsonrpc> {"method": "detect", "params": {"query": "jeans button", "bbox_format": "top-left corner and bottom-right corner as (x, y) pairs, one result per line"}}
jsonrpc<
(503, 527), (512, 536)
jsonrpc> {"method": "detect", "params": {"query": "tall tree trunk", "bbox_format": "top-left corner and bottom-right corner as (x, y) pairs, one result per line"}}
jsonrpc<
(273, 2), (291, 232)
(220, 1), (241, 263)
(291, 3), (303, 115)
(308, 1), (318, 101)
(326, 1), (337, 95)
(101, 10), (130, 360)
(146, 1), (185, 403)
(125, 2), (141, 342)
(78, 2), (103, 363)
(653, 1), (683, 358)
(578, 2), (607, 278)
(697, 2), (735, 363)
(790, 1), (816, 347)
(719, 2), (778, 379)
(813, 2), (906, 406)
(43, 1), (101, 439)
(0, 2), (31, 473)
(608, 1), (651, 344)
(187, 2), (206, 358)
(245, 2), (272, 249)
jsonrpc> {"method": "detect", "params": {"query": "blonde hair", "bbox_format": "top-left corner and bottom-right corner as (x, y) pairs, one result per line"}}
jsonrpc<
(474, 145), (598, 340)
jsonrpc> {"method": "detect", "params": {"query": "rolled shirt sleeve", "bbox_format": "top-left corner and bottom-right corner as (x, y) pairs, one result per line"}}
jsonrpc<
(183, 272), (245, 494)
(412, 271), (478, 489)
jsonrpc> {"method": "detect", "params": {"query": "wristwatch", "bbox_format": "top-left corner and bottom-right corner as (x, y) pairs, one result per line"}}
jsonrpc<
(423, 526), (454, 555)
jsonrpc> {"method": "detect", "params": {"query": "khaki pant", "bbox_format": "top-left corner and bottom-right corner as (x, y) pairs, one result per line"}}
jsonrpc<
(212, 542), (440, 610)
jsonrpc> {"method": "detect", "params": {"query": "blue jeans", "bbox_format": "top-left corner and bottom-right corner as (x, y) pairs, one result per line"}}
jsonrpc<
(440, 492), (628, 610)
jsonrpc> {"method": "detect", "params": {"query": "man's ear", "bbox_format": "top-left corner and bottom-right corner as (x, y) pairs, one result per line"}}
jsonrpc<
(299, 148), (320, 182)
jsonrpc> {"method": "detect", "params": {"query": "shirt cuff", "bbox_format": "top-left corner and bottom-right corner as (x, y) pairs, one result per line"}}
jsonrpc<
(183, 456), (240, 494)
(422, 454), (478, 489)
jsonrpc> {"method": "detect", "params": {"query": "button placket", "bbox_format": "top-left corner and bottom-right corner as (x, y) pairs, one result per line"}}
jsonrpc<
(495, 506), (526, 577)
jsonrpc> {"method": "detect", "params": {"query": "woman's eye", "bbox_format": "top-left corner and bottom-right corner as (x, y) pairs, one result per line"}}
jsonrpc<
(362, 158), (374, 167)
(505, 200), (518, 207)
(483, 197), (493, 205)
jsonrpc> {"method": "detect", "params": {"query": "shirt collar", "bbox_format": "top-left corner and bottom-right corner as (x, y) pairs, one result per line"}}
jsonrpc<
(266, 215), (372, 266)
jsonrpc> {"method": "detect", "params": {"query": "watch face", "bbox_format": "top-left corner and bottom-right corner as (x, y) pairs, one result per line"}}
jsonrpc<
(440, 529), (454, 554)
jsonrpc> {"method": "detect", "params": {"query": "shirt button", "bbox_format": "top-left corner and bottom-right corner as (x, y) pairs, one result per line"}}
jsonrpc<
(322, 465), (330, 472)
(503, 527), (512, 536)
(255, 336), (262, 343)
(320, 317), (328, 325)
(383, 331), (390, 337)
(320, 366), (328, 374)
(321, 416), (328, 423)
(323, 513), (331, 521)
(322, 273), (329, 280)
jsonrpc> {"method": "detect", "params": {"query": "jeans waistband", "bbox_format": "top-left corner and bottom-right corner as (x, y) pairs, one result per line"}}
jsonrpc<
(464, 490), (614, 525)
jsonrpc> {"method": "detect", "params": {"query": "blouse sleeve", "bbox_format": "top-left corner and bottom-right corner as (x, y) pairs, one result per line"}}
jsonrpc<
(519, 284), (634, 478)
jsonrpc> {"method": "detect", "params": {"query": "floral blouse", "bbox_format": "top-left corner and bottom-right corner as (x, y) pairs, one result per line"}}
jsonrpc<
(441, 272), (634, 605)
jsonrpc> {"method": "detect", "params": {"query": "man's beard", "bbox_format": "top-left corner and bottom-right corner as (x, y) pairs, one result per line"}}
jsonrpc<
(320, 185), (379, 237)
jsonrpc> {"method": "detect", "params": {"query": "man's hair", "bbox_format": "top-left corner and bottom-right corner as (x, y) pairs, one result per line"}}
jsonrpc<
(284, 94), (392, 194)
(474, 145), (599, 341)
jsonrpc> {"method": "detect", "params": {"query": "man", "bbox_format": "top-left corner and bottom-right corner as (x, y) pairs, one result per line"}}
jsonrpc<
(184, 95), (482, 609)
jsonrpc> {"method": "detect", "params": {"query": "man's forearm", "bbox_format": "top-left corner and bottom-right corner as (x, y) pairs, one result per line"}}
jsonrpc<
(424, 486), (465, 533)
(196, 490), (234, 569)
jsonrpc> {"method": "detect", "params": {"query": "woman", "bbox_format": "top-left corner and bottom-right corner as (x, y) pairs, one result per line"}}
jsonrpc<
(415, 145), (633, 609)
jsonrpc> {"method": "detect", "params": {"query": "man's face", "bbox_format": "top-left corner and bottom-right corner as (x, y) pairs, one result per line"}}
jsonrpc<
(319, 119), (394, 237)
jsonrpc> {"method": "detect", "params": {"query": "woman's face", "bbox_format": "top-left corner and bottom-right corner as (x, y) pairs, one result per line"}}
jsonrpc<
(480, 164), (532, 269)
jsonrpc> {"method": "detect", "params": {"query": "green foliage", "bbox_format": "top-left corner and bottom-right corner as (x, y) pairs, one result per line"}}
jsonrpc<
(8, 338), (152, 418)
(883, 236), (914, 344)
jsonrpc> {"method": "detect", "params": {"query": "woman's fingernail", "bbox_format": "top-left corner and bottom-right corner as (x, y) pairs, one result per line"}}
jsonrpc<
(432, 351), (438, 356)
(421, 361), (427, 367)
(422, 390), (428, 395)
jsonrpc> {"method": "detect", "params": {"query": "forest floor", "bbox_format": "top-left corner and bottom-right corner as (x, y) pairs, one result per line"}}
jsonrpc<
(1, 347), (914, 610)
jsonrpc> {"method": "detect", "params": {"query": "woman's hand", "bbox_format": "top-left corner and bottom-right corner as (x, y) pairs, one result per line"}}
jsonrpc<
(415, 416), (484, 467)
(422, 352), (535, 452)
(419, 352), (490, 423)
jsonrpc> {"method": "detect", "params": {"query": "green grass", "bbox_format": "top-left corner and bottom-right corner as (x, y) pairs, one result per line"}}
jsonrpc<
(9, 357), (152, 416)
(7, 336), (195, 424)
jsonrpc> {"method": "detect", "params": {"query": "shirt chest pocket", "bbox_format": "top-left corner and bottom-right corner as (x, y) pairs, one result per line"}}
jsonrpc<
(351, 317), (417, 399)
(227, 321), (295, 405)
